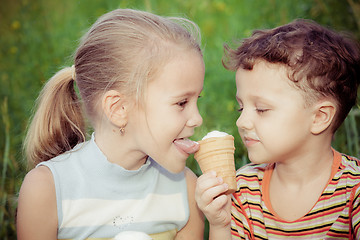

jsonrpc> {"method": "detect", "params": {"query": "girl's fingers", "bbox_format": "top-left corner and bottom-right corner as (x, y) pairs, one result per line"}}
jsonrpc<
(200, 183), (228, 205)
(196, 171), (223, 193)
(205, 194), (232, 226)
(195, 171), (229, 208)
(208, 194), (229, 211)
(195, 172), (231, 225)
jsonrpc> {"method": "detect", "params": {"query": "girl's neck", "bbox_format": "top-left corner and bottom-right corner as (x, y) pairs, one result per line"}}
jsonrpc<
(94, 129), (147, 171)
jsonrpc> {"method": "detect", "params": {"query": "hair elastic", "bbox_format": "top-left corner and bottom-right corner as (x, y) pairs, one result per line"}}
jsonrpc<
(71, 65), (76, 80)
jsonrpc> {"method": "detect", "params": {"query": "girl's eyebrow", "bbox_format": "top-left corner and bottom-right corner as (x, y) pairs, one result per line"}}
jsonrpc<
(172, 89), (203, 99)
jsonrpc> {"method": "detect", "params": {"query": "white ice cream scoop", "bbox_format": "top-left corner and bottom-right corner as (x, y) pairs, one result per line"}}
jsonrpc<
(202, 130), (229, 140)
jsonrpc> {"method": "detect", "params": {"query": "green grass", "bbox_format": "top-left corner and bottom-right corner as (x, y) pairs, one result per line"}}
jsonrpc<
(1, 0), (359, 239)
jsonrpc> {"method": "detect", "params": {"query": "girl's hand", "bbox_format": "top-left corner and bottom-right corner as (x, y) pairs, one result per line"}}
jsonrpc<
(195, 171), (232, 228)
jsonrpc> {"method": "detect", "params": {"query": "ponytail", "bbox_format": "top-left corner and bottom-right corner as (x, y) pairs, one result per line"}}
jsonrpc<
(24, 67), (86, 168)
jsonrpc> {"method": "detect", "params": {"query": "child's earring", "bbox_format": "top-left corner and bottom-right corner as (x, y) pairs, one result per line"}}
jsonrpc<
(119, 126), (126, 135)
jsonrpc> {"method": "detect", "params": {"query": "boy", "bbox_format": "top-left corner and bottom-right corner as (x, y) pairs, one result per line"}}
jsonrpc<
(196, 19), (360, 239)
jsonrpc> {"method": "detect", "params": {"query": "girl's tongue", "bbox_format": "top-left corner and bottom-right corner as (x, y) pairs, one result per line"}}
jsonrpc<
(173, 138), (199, 154)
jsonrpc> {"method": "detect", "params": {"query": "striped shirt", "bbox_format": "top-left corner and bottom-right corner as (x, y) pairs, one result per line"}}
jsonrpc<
(231, 150), (360, 239)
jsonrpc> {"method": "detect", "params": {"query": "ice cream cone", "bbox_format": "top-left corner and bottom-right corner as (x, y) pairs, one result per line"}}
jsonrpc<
(194, 135), (236, 194)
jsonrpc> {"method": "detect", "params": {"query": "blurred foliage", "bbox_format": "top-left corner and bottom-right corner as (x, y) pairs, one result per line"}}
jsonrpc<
(0, 0), (359, 239)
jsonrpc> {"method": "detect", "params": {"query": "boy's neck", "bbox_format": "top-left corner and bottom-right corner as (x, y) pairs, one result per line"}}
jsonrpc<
(272, 146), (334, 187)
(268, 145), (334, 221)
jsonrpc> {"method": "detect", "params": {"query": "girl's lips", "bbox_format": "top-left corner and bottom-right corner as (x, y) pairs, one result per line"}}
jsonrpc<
(173, 138), (199, 154)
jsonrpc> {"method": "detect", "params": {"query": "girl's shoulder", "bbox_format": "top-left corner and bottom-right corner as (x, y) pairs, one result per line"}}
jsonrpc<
(17, 166), (58, 238)
(21, 165), (54, 191)
(37, 140), (91, 167)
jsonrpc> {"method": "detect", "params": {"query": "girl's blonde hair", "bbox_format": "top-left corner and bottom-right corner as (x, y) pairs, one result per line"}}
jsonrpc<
(24, 9), (202, 168)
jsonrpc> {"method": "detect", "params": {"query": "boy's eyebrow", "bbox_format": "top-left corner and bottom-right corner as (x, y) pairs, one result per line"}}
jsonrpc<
(236, 94), (275, 105)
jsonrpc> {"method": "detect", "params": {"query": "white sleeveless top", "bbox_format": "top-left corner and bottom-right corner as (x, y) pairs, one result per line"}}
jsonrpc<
(38, 133), (189, 239)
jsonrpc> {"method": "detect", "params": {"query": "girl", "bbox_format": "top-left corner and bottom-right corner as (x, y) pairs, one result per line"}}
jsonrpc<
(17, 9), (204, 240)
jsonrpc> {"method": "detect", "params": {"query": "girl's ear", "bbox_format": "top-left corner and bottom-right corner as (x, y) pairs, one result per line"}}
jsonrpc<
(311, 100), (337, 135)
(101, 90), (129, 128)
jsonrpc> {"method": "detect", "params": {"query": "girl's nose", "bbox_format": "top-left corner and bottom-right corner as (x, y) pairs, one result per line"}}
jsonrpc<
(187, 107), (203, 128)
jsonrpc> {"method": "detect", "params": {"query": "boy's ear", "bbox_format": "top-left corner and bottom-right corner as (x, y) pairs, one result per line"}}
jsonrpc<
(310, 100), (337, 135)
(102, 90), (129, 128)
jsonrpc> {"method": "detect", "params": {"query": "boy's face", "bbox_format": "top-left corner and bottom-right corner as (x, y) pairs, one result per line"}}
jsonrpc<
(128, 50), (204, 173)
(235, 60), (314, 164)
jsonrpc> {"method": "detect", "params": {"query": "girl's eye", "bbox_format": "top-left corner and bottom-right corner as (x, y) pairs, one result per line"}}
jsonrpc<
(177, 100), (188, 107)
(237, 107), (243, 112)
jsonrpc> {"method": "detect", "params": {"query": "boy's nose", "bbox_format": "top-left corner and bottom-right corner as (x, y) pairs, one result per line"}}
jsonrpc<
(236, 112), (253, 130)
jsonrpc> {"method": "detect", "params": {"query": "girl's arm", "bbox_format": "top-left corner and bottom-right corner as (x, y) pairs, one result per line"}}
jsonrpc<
(175, 167), (204, 240)
(17, 166), (58, 240)
(195, 171), (232, 240)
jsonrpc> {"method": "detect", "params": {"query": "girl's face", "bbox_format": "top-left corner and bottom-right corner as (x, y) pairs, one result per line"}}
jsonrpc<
(129, 50), (204, 173)
(235, 60), (314, 165)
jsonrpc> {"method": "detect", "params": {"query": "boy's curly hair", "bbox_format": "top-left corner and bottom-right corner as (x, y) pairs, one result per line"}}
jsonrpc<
(223, 19), (360, 132)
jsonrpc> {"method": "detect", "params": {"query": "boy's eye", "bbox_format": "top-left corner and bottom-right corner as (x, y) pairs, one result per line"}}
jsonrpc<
(256, 109), (269, 113)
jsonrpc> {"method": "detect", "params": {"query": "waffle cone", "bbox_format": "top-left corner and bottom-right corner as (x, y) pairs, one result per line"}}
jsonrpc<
(194, 135), (236, 194)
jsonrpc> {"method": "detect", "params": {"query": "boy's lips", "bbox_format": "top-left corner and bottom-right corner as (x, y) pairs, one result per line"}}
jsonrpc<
(243, 134), (260, 147)
(173, 138), (199, 155)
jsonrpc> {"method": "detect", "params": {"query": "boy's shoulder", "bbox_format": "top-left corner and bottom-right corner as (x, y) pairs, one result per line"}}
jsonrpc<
(236, 162), (270, 181)
(339, 152), (360, 173)
(236, 162), (269, 173)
